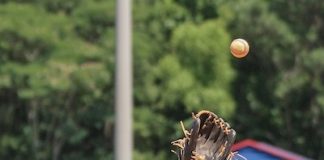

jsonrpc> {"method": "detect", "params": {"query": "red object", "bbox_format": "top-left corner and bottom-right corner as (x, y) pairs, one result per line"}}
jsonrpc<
(232, 139), (310, 160)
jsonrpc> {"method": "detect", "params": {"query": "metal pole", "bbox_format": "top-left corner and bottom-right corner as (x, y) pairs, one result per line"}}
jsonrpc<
(115, 0), (132, 159)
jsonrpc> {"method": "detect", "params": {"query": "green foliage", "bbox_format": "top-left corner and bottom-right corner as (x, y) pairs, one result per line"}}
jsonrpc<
(170, 20), (235, 116)
(175, 0), (221, 21)
(73, 0), (115, 42)
(132, 1), (235, 159)
(227, 0), (323, 158)
(0, 0), (322, 159)
(0, 1), (113, 160)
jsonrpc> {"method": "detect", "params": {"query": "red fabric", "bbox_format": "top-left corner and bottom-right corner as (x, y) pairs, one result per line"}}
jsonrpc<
(232, 139), (309, 160)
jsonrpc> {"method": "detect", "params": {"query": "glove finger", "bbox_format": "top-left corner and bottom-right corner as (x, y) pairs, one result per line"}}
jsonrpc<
(219, 129), (236, 160)
(192, 114), (215, 158)
(213, 129), (225, 158)
(205, 128), (220, 157)
(200, 115), (214, 142)
(183, 117), (200, 160)
(213, 118), (226, 148)
(208, 121), (221, 143)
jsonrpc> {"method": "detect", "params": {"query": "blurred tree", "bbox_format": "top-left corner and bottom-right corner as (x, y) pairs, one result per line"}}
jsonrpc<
(227, 0), (323, 159)
(175, 0), (220, 21)
(0, 2), (114, 160)
(132, 1), (235, 159)
(0, 0), (322, 159)
(269, 1), (324, 158)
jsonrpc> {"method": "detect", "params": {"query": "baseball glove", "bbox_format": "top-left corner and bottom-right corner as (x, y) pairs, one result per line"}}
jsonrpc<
(171, 110), (238, 160)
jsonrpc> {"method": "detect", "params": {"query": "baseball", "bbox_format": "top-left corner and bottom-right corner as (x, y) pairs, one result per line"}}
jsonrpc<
(230, 38), (249, 58)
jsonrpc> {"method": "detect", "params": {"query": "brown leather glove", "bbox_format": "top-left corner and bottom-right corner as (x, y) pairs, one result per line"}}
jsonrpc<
(172, 110), (237, 160)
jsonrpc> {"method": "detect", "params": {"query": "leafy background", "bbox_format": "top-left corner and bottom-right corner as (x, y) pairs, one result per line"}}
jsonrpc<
(0, 0), (323, 159)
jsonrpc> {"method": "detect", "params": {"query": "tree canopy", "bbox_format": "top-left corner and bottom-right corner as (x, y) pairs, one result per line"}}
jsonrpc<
(0, 0), (322, 159)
